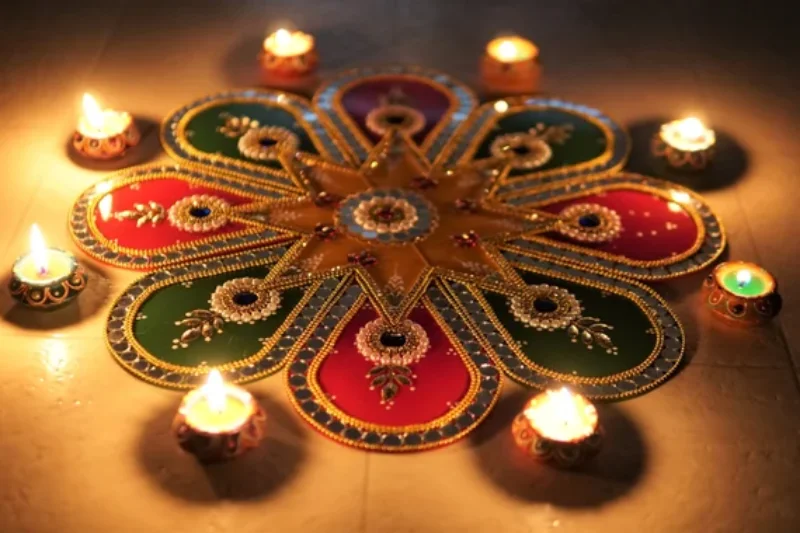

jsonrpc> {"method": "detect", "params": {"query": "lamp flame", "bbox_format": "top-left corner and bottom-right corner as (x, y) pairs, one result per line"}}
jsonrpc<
(204, 369), (227, 413)
(678, 117), (706, 141)
(496, 39), (519, 61)
(82, 93), (105, 131)
(549, 387), (581, 424)
(29, 224), (49, 275)
(737, 269), (752, 288)
(274, 28), (292, 47)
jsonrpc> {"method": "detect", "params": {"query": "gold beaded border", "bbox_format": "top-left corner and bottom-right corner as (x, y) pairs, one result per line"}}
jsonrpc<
(318, 70), (475, 161)
(71, 166), (303, 267)
(118, 262), (322, 377)
(441, 100), (625, 181)
(498, 178), (721, 273)
(163, 92), (354, 182)
(432, 257), (685, 400)
(301, 296), (482, 434)
(284, 288), (501, 451)
(107, 246), (357, 389)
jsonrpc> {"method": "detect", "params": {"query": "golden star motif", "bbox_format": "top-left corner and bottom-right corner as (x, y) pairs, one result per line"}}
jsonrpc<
(238, 131), (559, 320)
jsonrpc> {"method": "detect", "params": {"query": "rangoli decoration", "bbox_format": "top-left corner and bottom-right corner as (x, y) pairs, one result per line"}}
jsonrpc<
(69, 66), (725, 451)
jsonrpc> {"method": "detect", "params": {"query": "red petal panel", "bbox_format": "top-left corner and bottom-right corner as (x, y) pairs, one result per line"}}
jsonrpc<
(540, 189), (700, 262)
(94, 179), (255, 251)
(316, 305), (472, 427)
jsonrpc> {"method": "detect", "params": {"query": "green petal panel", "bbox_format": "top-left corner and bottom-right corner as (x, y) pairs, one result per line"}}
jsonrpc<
(185, 102), (319, 170)
(474, 109), (607, 175)
(134, 265), (305, 368)
(483, 270), (657, 379)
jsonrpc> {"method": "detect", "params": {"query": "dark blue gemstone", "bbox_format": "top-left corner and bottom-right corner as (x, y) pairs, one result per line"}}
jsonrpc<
(259, 138), (278, 147)
(533, 297), (558, 313)
(385, 114), (406, 125)
(189, 206), (212, 218)
(511, 145), (530, 155)
(380, 331), (406, 347)
(578, 214), (601, 228)
(233, 291), (259, 306)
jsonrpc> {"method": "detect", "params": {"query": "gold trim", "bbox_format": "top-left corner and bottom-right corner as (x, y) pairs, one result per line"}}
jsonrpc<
(72, 166), (304, 267)
(161, 92), (354, 184)
(317, 71), (476, 161)
(105, 245), (349, 389)
(433, 259), (685, 399)
(122, 268), (322, 375)
(285, 291), (501, 451)
(500, 181), (711, 270)
(443, 101), (628, 184)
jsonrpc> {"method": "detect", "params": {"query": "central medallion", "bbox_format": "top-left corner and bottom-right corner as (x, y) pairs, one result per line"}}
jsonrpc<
(336, 188), (439, 244)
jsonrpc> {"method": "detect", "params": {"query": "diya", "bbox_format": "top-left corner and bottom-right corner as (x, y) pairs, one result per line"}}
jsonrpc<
(172, 369), (267, 462)
(8, 224), (87, 310)
(652, 117), (715, 170)
(73, 93), (140, 160)
(702, 261), (781, 325)
(259, 27), (319, 92)
(512, 388), (603, 468)
(480, 35), (541, 95)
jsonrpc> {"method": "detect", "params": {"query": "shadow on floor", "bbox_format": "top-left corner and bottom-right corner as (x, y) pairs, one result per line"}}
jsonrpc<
(65, 116), (163, 170)
(2, 261), (113, 330)
(625, 118), (749, 192)
(137, 393), (307, 503)
(469, 388), (647, 508)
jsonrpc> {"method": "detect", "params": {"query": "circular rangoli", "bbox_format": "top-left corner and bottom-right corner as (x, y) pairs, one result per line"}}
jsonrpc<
(69, 66), (725, 451)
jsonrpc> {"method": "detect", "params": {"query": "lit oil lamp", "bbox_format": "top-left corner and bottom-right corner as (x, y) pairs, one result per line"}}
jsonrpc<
(652, 116), (716, 170)
(511, 387), (603, 468)
(703, 260), (781, 325)
(73, 93), (140, 160)
(259, 27), (319, 91)
(480, 35), (541, 96)
(8, 225), (88, 310)
(172, 369), (266, 462)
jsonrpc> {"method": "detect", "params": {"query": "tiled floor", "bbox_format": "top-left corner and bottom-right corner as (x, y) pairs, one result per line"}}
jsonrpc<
(1, 2), (798, 532)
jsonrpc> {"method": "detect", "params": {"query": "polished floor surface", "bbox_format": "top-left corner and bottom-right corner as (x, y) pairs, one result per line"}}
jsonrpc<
(1, 1), (799, 532)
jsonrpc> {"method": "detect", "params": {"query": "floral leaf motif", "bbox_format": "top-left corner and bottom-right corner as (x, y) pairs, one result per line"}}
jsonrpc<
(382, 381), (398, 402)
(529, 123), (574, 145)
(172, 309), (225, 349)
(368, 365), (388, 376)
(366, 364), (416, 406)
(371, 374), (389, 387)
(114, 201), (166, 228)
(384, 272), (405, 307)
(567, 317), (618, 354)
(217, 113), (260, 138)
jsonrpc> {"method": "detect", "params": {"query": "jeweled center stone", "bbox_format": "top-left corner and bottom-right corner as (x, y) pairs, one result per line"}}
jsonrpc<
(380, 331), (407, 348)
(233, 291), (259, 306)
(372, 205), (402, 223)
(533, 297), (558, 313)
(578, 214), (601, 228)
(511, 145), (531, 156)
(259, 138), (278, 147)
(189, 206), (212, 218)
(386, 114), (407, 125)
